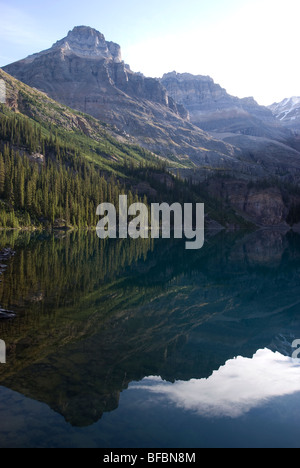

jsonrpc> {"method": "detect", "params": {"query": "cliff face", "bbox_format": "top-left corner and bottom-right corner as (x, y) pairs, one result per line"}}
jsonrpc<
(204, 177), (300, 226)
(160, 72), (282, 137)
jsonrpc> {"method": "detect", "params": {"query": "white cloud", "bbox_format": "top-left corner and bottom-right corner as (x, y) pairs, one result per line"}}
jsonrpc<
(131, 349), (300, 418)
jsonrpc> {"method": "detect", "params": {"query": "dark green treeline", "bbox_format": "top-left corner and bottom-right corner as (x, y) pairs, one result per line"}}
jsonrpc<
(0, 112), (146, 228)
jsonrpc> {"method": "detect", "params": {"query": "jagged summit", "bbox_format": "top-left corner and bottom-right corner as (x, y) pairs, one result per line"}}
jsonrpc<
(19, 26), (122, 65)
(52, 26), (122, 62)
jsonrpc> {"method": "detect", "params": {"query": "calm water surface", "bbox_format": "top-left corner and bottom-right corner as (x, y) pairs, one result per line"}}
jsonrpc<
(0, 229), (300, 448)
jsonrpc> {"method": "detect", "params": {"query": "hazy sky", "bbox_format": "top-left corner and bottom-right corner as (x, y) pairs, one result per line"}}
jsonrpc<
(0, 0), (299, 105)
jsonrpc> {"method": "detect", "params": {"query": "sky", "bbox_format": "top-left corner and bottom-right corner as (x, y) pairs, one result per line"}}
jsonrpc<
(0, 0), (299, 105)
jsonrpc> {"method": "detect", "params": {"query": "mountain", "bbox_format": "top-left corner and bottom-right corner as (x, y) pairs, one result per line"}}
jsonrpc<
(3, 25), (300, 224)
(2, 68), (299, 228)
(160, 72), (286, 138)
(0, 68), (161, 228)
(269, 97), (300, 132)
(4, 26), (187, 120)
(3, 26), (242, 171)
(4, 27), (300, 183)
(161, 71), (300, 181)
(0, 68), (248, 229)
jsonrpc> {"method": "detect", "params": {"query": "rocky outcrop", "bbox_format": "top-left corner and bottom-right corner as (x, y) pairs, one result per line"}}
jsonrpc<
(204, 178), (297, 226)
(28, 153), (45, 164)
(231, 187), (288, 226)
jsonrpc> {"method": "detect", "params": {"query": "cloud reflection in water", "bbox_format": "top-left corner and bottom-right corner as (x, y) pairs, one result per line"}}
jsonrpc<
(131, 349), (300, 418)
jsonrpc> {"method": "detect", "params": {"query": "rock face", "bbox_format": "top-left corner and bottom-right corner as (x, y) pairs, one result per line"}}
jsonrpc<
(29, 153), (45, 164)
(204, 178), (298, 226)
(25, 26), (122, 63)
(269, 97), (300, 132)
(160, 72), (284, 138)
(230, 187), (288, 226)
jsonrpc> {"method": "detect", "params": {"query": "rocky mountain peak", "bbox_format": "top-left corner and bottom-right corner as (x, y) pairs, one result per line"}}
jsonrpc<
(52, 26), (122, 62)
(18, 26), (122, 65)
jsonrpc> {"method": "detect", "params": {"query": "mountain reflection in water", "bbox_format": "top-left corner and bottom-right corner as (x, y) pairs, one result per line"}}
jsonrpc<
(0, 229), (300, 440)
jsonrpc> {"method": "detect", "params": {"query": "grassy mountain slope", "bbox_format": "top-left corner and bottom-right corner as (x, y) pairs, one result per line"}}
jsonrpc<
(0, 68), (165, 170)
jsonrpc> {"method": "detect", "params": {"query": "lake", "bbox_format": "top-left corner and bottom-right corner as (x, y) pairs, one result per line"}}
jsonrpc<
(0, 229), (300, 448)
